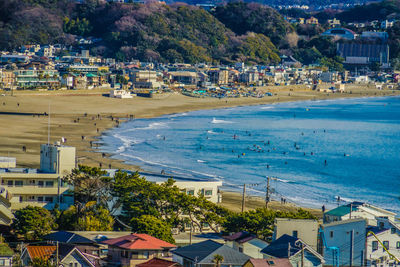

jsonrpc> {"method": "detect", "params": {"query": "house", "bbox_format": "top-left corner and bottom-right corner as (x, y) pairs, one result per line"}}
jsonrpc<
(321, 28), (356, 40)
(0, 243), (13, 267)
(261, 234), (324, 267)
(43, 231), (105, 258)
(21, 244), (97, 267)
(305, 17), (318, 25)
(365, 217), (400, 266)
(102, 233), (176, 267)
(319, 218), (366, 267)
(323, 202), (396, 226)
(137, 258), (181, 267)
(273, 218), (319, 250)
(223, 231), (269, 258)
(172, 239), (250, 267)
(327, 18), (341, 28)
(243, 258), (292, 267)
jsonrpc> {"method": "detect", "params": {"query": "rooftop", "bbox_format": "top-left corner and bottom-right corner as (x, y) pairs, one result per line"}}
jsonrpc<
(102, 233), (176, 250)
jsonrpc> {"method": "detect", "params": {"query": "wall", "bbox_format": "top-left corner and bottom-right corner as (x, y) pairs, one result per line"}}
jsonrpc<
(274, 219), (319, 249)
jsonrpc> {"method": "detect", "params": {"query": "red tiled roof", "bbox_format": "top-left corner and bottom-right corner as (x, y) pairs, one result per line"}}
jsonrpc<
(102, 233), (176, 250)
(248, 258), (293, 267)
(26, 246), (56, 260)
(137, 258), (181, 267)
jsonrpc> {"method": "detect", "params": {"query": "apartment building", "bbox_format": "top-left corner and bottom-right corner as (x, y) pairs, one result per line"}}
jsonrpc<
(0, 143), (76, 224)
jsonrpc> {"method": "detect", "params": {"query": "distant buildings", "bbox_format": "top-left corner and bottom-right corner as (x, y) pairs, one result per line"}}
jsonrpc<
(322, 28), (356, 40)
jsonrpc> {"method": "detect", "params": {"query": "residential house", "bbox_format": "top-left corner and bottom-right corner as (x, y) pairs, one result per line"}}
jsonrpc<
(0, 143), (75, 212)
(21, 244), (97, 267)
(172, 239), (250, 267)
(366, 217), (400, 266)
(381, 20), (395, 29)
(243, 258), (293, 267)
(0, 243), (13, 267)
(137, 258), (181, 267)
(223, 231), (269, 258)
(0, 55), (29, 64)
(273, 218), (319, 250)
(323, 202), (396, 226)
(305, 17), (319, 25)
(261, 234), (324, 267)
(102, 233), (176, 267)
(239, 71), (259, 85)
(319, 218), (366, 267)
(327, 18), (341, 28)
(43, 231), (106, 258)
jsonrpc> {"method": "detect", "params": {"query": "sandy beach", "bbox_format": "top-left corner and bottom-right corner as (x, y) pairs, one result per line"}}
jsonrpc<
(0, 85), (397, 212)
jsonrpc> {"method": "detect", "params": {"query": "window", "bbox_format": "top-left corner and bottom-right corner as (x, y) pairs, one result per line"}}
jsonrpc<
(45, 196), (53, 203)
(392, 228), (396, 234)
(7, 180), (13, 186)
(187, 190), (194, 196)
(38, 181), (44, 187)
(383, 241), (389, 250)
(45, 181), (54, 187)
(239, 247), (243, 253)
(330, 231), (334, 238)
(28, 196), (35, 201)
(205, 190), (213, 196)
(292, 230), (298, 238)
(372, 241), (378, 251)
(38, 196), (44, 202)
(0, 259), (5, 265)
(69, 263), (73, 267)
(397, 241), (400, 249)
(15, 180), (23, 187)
(29, 180), (35, 185)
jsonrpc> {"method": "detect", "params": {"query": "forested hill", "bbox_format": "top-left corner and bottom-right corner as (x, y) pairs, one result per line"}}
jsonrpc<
(337, 0), (400, 22)
(0, 0), (290, 64)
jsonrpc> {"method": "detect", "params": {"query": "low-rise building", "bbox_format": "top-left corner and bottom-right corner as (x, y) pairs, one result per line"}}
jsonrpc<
(102, 233), (176, 267)
(223, 231), (269, 258)
(319, 218), (366, 267)
(273, 218), (319, 250)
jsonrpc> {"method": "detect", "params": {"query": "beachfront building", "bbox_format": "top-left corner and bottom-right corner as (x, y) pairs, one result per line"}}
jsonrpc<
(273, 218), (319, 250)
(169, 71), (198, 85)
(223, 231), (269, 258)
(366, 217), (400, 266)
(14, 69), (60, 89)
(323, 202), (396, 226)
(319, 218), (366, 266)
(102, 233), (176, 267)
(261, 234), (324, 267)
(0, 143), (75, 219)
(110, 89), (133, 99)
(129, 69), (161, 89)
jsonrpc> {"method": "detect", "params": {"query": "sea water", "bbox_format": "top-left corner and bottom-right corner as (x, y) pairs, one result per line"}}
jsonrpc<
(100, 96), (400, 212)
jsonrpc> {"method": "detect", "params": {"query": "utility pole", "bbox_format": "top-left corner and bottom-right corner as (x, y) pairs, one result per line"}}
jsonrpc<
(350, 229), (354, 267)
(241, 184), (246, 212)
(56, 241), (59, 266)
(301, 243), (305, 267)
(350, 203), (353, 219)
(266, 176), (271, 209)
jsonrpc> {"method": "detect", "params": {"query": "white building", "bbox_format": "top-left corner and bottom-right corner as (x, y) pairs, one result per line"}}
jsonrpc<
(110, 89), (133, 99)
(366, 217), (400, 266)
(273, 218), (319, 250)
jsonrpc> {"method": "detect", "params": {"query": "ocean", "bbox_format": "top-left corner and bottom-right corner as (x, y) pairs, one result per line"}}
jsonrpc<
(99, 96), (400, 212)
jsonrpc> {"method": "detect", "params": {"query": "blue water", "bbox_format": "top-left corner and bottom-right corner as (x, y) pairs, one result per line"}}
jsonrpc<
(100, 96), (400, 212)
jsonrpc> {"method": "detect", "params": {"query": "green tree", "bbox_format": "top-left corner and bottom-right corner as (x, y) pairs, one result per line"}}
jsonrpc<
(223, 208), (316, 240)
(12, 206), (57, 240)
(213, 254), (224, 267)
(31, 257), (55, 267)
(130, 215), (174, 243)
(63, 165), (113, 209)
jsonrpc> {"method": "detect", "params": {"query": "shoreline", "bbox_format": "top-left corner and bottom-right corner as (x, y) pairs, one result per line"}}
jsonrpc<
(0, 86), (398, 213)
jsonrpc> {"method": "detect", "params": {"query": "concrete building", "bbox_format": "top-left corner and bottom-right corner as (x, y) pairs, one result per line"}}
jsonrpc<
(208, 69), (229, 85)
(0, 157), (16, 168)
(161, 180), (222, 204)
(169, 71), (198, 85)
(130, 70), (160, 88)
(110, 89), (133, 99)
(273, 218), (319, 250)
(319, 218), (366, 267)
(0, 143), (75, 218)
(322, 28), (356, 40)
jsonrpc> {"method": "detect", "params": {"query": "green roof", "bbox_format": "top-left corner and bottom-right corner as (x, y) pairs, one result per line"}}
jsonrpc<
(0, 244), (14, 257)
(86, 73), (98, 77)
(325, 205), (357, 217)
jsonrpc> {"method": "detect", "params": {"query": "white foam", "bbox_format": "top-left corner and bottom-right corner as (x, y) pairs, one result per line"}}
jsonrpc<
(207, 130), (217, 134)
(211, 118), (234, 124)
(197, 159), (206, 163)
(261, 106), (274, 110)
(169, 112), (188, 118)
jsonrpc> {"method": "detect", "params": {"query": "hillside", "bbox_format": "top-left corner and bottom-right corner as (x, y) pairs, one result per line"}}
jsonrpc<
(0, 0), (283, 65)
(337, 0), (400, 22)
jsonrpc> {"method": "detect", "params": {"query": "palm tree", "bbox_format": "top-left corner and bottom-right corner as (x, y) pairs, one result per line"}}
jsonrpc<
(213, 254), (224, 267)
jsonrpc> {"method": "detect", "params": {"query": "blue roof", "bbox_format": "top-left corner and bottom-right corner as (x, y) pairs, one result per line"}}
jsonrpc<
(43, 231), (95, 244)
(325, 205), (358, 217)
(261, 234), (300, 258)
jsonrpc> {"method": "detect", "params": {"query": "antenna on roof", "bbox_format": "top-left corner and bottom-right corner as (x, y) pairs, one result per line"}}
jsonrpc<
(48, 102), (51, 145)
